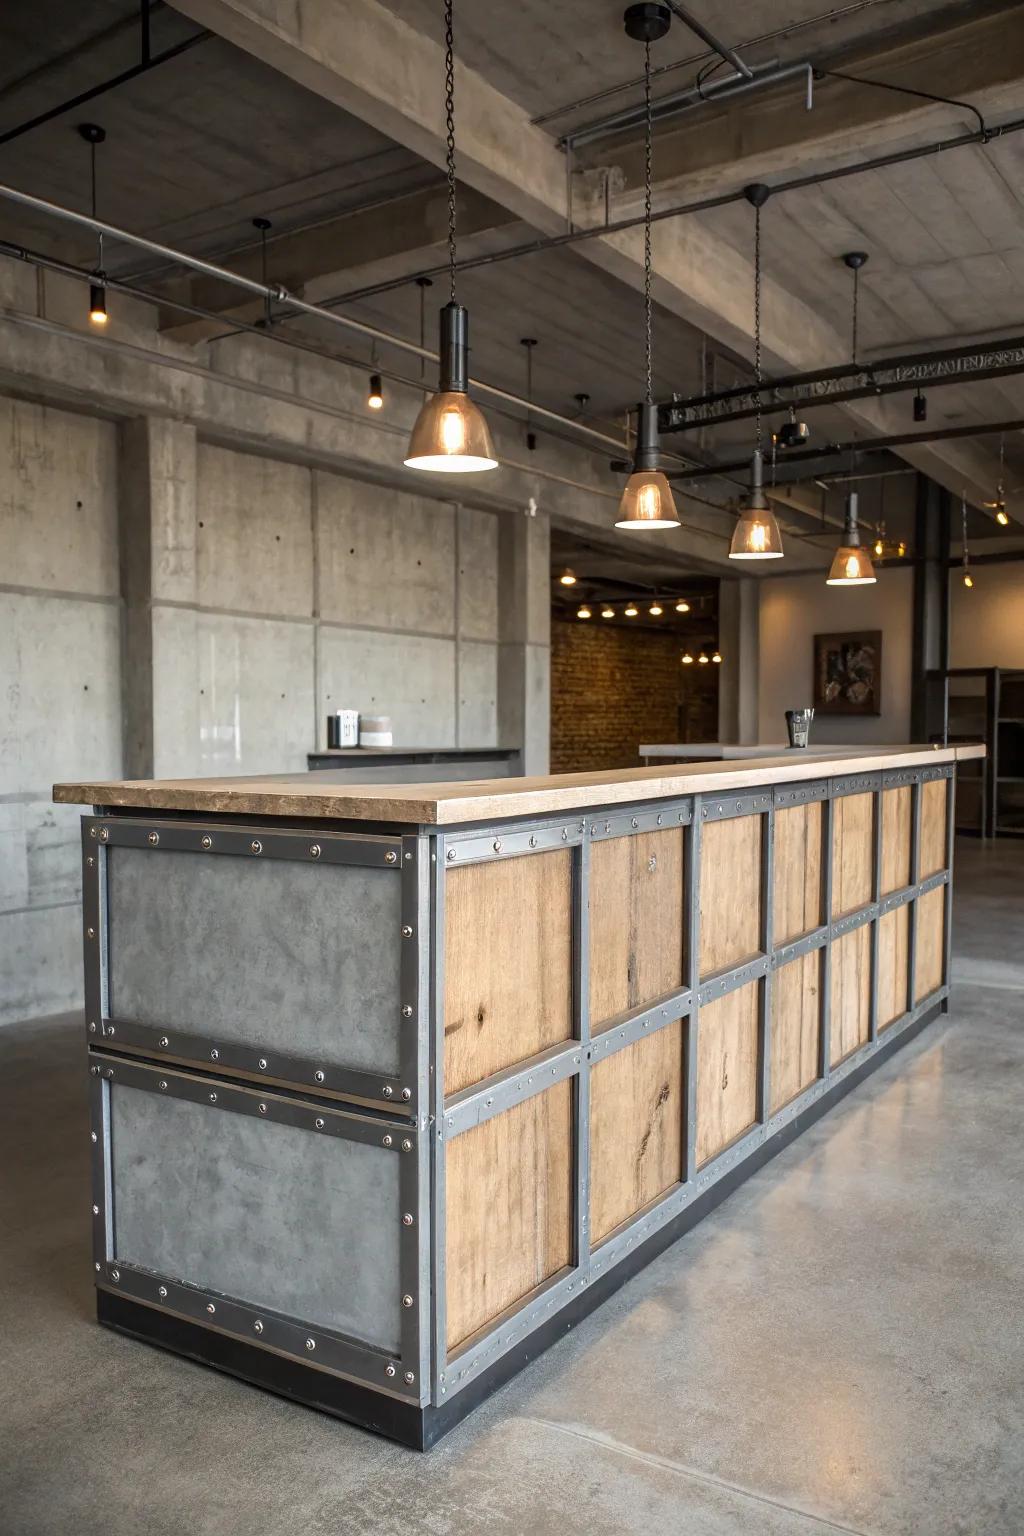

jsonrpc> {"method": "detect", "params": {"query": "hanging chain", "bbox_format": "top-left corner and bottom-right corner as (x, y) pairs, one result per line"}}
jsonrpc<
(644, 39), (653, 405)
(445, 0), (457, 303)
(753, 202), (762, 455)
(851, 264), (859, 364)
(90, 141), (103, 272)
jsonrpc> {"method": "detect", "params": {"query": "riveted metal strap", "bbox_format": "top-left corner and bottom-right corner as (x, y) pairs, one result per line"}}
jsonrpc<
(588, 799), (693, 840)
(441, 1039), (583, 1138)
(85, 815), (402, 868)
(441, 818), (584, 864)
(773, 778), (828, 808)
(881, 767), (917, 789)
(920, 763), (955, 784)
(830, 770), (882, 798)
(588, 990), (693, 1064)
(698, 791), (771, 822)
(697, 954), (769, 1004)
(830, 902), (878, 937)
(772, 925), (829, 967)
(879, 885), (916, 915)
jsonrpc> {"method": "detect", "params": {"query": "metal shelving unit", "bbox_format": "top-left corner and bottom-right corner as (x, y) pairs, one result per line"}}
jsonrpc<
(925, 667), (1024, 836)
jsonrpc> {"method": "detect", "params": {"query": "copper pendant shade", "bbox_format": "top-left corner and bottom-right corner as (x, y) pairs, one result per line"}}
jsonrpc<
(826, 491), (877, 585)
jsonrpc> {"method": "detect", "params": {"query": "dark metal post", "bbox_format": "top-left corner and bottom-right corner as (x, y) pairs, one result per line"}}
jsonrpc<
(911, 474), (950, 741)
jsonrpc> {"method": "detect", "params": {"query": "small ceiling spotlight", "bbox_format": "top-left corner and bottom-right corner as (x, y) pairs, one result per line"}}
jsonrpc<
(776, 406), (809, 449)
(712, 651), (722, 663)
(983, 435), (1010, 525)
(913, 389), (927, 423)
(577, 604), (592, 619)
(624, 603), (639, 617)
(674, 599), (690, 613)
(826, 491), (876, 585)
(367, 373), (384, 411)
(574, 392), (591, 415)
(961, 491), (975, 588)
(649, 602), (663, 616)
(681, 650), (694, 665)
(521, 338), (538, 451)
(559, 569), (577, 586)
(79, 122), (108, 327)
(601, 604), (615, 618)
(698, 652), (710, 664)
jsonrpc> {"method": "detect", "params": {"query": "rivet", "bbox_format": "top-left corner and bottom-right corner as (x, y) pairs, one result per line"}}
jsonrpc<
(404, 851), (412, 861)
(201, 835), (213, 850)
(305, 1338), (316, 1351)
(382, 1084), (394, 1097)
(401, 1138), (412, 1152)
(90, 1065), (99, 1076)
(561, 828), (568, 841)
(89, 827), (97, 839)
(207, 1303), (216, 1314)
(158, 1285), (168, 1299)
(95, 1262), (101, 1273)
(385, 1364), (396, 1377)
(110, 1268), (120, 1282)
(258, 1103), (267, 1115)
(104, 1068), (114, 1080)
(383, 1134), (393, 1148)
(404, 1371), (415, 1385)
(86, 926), (96, 939)
(99, 828), (109, 842)
(529, 835), (538, 848)
(402, 925), (413, 938)
(402, 1294), (414, 1308)
(250, 840), (262, 855)
(314, 1117), (324, 1130)
(253, 1319), (264, 1334)
(446, 848), (456, 860)
(402, 1004), (413, 1018)
(159, 1080), (167, 1091)
(717, 804), (723, 814)
(91, 1131), (97, 1143)
(402, 1213), (414, 1226)
(106, 1025), (115, 1038)
(210, 1048), (219, 1061)
(309, 843), (321, 859)
(89, 1021), (97, 1034)
(86, 855), (95, 867)
(148, 831), (160, 846)
(258, 1058), (268, 1071)
(493, 839), (502, 853)
(401, 1087), (411, 1101)
(631, 817), (638, 829)
(385, 851), (398, 864)
(209, 1092), (217, 1103)
(657, 814), (663, 825)
(314, 1069), (325, 1084)
(92, 1204), (99, 1215)
(159, 1035), (169, 1049)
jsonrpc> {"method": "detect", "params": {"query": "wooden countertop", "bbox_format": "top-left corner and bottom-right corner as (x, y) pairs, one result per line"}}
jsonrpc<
(54, 743), (985, 827)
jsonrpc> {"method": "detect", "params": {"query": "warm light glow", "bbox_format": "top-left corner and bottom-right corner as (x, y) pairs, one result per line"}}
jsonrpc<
(559, 570), (577, 587)
(874, 538), (884, 557)
(367, 373), (384, 410)
(89, 282), (107, 326)
(577, 604), (591, 619)
(964, 571), (974, 588)
(729, 505), (784, 559)
(997, 509), (1009, 526)
(712, 651), (722, 663)
(698, 653), (709, 664)
(624, 603), (638, 617)
(674, 600), (690, 613)
(826, 544), (876, 585)
(405, 390), (497, 472)
(601, 605), (614, 618)
(681, 651), (693, 664)
(649, 603), (663, 616)
(615, 469), (680, 530)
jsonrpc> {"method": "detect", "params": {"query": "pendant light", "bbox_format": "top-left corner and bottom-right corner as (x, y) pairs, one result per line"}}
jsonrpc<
(405, 0), (496, 473)
(961, 492), (975, 588)
(79, 123), (108, 325)
(827, 491), (876, 584)
(729, 185), (783, 560)
(615, 6), (680, 531)
(367, 374), (384, 411)
(983, 436), (1010, 525)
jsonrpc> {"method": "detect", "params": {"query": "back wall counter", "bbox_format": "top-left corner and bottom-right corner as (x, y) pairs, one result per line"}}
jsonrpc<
(55, 744), (981, 1447)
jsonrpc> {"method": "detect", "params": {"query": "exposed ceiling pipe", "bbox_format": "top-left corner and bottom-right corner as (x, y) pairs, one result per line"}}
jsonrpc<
(664, 3), (753, 79)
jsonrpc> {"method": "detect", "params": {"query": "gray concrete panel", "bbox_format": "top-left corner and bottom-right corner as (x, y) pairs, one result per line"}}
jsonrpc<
(110, 1083), (401, 1352)
(107, 847), (402, 1074)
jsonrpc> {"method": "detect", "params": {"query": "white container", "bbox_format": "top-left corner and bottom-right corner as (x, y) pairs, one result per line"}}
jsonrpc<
(337, 709), (359, 748)
(359, 714), (393, 748)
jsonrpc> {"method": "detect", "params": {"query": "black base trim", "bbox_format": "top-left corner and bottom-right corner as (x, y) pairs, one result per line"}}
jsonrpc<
(98, 999), (944, 1451)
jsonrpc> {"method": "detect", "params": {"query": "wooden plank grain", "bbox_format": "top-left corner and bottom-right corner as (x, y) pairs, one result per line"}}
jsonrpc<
(829, 924), (872, 1065)
(445, 1082), (573, 1352)
(589, 828), (684, 1030)
(831, 792), (874, 918)
(880, 786), (912, 895)
(770, 951), (821, 1113)
(696, 982), (759, 1167)
(699, 815), (762, 978)
(915, 886), (946, 1001)
(919, 779), (949, 880)
(773, 803), (822, 944)
(444, 851), (572, 1096)
(877, 905), (910, 1029)
(590, 1022), (684, 1245)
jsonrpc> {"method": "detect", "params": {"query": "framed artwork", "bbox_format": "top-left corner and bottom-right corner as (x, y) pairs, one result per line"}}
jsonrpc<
(813, 630), (882, 716)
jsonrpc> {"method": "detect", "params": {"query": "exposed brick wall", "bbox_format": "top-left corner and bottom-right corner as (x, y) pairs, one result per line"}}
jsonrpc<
(550, 619), (719, 773)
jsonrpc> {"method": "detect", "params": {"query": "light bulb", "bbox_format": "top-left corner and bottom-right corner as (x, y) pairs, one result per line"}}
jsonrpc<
(440, 405), (466, 453)
(712, 651), (722, 663)
(367, 373), (384, 410)
(649, 603), (662, 616)
(674, 600), (690, 613)
(577, 605), (591, 619)
(615, 469), (680, 530)
(698, 653), (709, 664)
(601, 605), (614, 618)
(681, 651), (693, 664)
(89, 282), (107, 326)
(964, 571), (974, 588)
(997, 509), (1009, 526)
(559, 570), (577, 586)
(874, 539), (884, 557)
(624, 603), (638, 617)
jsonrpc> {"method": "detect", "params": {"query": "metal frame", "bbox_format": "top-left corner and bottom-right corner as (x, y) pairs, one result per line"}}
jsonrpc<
(83, 760), (960, 1441)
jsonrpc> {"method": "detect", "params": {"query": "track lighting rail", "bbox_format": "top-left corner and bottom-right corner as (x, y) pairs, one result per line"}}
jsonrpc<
(659, 333), (1024, 430)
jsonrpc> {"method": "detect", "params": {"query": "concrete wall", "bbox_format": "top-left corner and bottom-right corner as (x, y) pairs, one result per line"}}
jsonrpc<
(949, 559), (1024, 668)
(758, 568), (914, 745)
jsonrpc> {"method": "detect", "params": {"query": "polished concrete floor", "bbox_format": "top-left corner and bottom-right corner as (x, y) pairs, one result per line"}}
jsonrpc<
(2, 838), (1022, 1535)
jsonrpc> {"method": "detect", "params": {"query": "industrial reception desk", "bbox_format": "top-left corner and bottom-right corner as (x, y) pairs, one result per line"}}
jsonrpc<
(55, 743), (981, 1448)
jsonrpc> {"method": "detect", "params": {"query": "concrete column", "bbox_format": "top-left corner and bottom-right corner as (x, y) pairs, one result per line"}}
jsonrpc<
(717, 577), (760, 744)
(118, 417), (199, 777)
(497, 506), (550, 775)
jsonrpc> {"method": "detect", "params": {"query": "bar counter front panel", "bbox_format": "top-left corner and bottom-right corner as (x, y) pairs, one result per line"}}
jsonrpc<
(68, 752), (964, 1447)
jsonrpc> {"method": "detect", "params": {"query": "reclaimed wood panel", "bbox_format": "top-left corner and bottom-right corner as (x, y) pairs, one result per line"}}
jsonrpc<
(770, 951), (821, 1113)
(696, 982), (759, 1167)
(445, 1081), (573, 1351)
(831, 792), (874, 917)
(880, 786), (912, 895)
(589, 828), (684, 1030)
(877, 905), (909, 1030)
(590, 1022), (683, 1244)
(773, 803), (822, 944)
(700, 815), (762, 977)
(919, 779), (948, 879)
(829, 923), (872, 1065)
(444, 850), (572, 1096)
(915, 885), (946, 1001)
